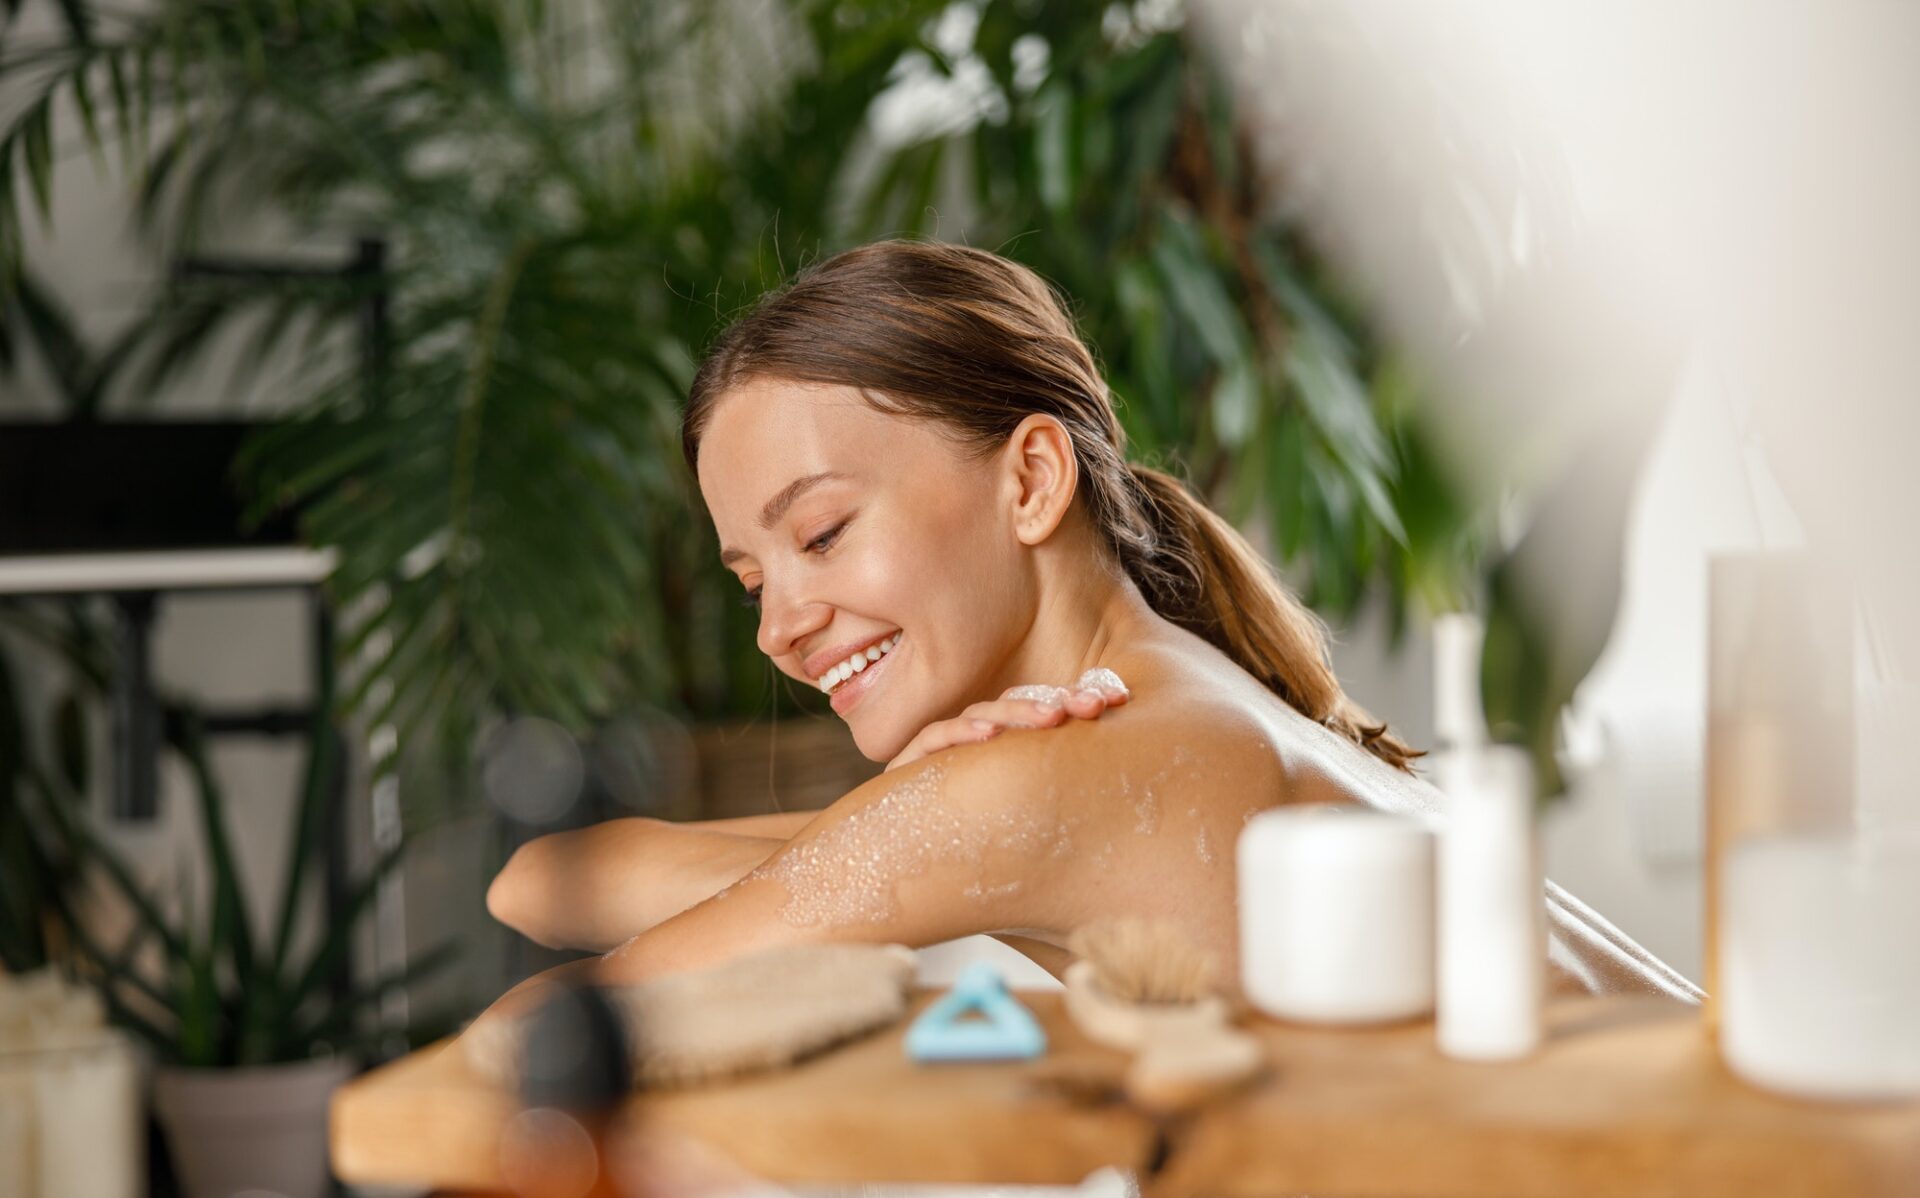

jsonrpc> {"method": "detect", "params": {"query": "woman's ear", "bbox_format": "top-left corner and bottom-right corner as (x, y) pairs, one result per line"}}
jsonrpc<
(1003, 414), (1080, 546)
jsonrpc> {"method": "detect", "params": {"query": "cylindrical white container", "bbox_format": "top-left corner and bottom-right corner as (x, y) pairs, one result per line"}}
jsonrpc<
(1238, 806), (1435, 1024)
(1720, 831), (1920, 1100)
(1434, 744), (1545, 1060)
(33, 1036), (144, 1198)
(0, 971), (144, 1198)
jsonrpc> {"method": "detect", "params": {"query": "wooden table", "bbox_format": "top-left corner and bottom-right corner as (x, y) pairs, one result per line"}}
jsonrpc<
(331, 990), (1156, 1193)
(1160, 994), (1920, 1198)
(332, 990), (1920, 1197)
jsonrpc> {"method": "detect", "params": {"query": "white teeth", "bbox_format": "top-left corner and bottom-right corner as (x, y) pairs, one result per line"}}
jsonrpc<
(819, 633), (901, 695)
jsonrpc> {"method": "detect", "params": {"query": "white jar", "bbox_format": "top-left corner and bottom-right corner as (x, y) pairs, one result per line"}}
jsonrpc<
(1238, 805), (1436, 1023)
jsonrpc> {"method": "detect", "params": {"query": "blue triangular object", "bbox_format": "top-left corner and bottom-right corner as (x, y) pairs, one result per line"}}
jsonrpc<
(904, 961), (1047, 1062)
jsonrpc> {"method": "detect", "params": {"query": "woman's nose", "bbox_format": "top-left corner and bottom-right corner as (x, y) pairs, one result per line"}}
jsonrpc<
(755, 583), (828, 663)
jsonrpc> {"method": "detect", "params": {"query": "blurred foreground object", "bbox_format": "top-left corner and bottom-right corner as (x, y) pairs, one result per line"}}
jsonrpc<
(1238, 806), (1436, 1023)
(1191, 0), (1920, 791)
(1707, 552), (1920, 1101)
(500, 980), (630, 1198)
(1429, 615), (1546, 1061)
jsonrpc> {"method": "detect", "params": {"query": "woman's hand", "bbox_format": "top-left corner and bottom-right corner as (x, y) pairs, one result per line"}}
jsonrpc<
(885, 674), (1130, 772)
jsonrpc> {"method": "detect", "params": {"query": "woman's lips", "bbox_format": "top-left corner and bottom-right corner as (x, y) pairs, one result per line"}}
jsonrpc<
(829, 637), (899, 716)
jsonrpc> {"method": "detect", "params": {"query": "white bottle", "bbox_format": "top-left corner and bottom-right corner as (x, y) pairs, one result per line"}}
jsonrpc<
(1429, 613), (1546, 1060)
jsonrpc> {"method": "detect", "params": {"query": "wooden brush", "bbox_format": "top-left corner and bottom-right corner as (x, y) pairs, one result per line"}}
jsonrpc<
(464, 942), (918, 1090)
(1067, 917), (1221, 1005)
(1064, 918), (1229, 1053)
(1063, 917), (1268, 1111)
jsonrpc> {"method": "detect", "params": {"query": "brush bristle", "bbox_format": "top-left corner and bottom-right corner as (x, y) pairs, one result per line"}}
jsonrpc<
(1068, 917), (1220, 1004)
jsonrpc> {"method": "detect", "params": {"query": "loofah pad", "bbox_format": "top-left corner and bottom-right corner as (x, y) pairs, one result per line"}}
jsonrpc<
(466, 942), (919, 1090)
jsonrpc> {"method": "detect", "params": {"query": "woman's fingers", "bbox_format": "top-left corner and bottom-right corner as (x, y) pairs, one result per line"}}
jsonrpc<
(884, 681), (1126, 772)
(886, 712), (1013, 771)
(972, 693), (1078, 728)
(999, 683), (1126, 719)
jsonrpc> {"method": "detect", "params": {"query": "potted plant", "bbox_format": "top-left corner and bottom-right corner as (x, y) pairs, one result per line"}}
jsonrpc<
(14, 662), (456, 1198)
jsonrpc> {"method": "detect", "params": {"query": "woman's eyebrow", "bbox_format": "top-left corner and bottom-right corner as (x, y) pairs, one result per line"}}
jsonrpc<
(719, 470), (853, 566)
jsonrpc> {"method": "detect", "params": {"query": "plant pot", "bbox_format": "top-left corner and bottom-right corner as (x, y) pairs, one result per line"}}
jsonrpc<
(151, 1056), (354, 1198)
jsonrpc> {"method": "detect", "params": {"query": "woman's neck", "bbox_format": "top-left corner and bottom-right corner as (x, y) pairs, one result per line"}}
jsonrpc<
(984, 554), (1169, 697)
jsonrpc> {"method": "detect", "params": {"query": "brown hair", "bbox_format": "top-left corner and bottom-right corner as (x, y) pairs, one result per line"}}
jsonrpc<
(681, 239), (1417, 771)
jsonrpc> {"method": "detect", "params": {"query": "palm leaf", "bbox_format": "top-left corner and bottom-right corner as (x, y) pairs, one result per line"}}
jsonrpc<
(165, 710), (256, 992)
(292, 938), (460, 1050)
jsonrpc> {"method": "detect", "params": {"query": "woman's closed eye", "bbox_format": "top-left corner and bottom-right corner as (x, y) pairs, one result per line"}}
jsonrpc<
(739, 521), (848, 609)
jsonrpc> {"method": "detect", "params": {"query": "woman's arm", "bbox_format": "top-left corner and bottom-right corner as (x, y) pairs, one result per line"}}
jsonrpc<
(485, 679), (1126, 951)
(594, 727), (1084, 985)
(486, 817), (793, 952)
(458, 721), (1102, 1045)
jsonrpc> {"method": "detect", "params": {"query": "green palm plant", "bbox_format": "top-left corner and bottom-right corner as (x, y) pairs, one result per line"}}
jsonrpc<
(0, 0), (1489, 805)
(870, 1), (1483, 621)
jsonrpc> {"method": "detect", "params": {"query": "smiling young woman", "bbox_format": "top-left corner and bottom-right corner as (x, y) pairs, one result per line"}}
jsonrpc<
(472, 240), (1692, 1034)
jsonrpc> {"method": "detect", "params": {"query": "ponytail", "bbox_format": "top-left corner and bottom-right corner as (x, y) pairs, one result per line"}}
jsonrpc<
(1117, 462), (1420, 773)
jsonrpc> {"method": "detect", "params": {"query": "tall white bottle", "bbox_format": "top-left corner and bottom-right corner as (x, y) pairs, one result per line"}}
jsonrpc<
(1429, 613), (1546, 1060)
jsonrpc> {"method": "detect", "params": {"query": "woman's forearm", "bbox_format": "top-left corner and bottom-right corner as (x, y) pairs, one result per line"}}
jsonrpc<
(486, 817), (787, 952)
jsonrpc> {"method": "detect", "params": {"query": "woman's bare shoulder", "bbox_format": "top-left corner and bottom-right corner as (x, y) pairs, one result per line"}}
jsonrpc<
(943, 682), (1285, 815)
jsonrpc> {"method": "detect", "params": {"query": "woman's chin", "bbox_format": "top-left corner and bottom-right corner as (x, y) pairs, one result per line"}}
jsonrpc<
(851, 722), (905, 765)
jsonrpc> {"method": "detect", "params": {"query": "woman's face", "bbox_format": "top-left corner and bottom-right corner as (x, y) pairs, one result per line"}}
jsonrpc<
(697, 377), (1034, 761)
